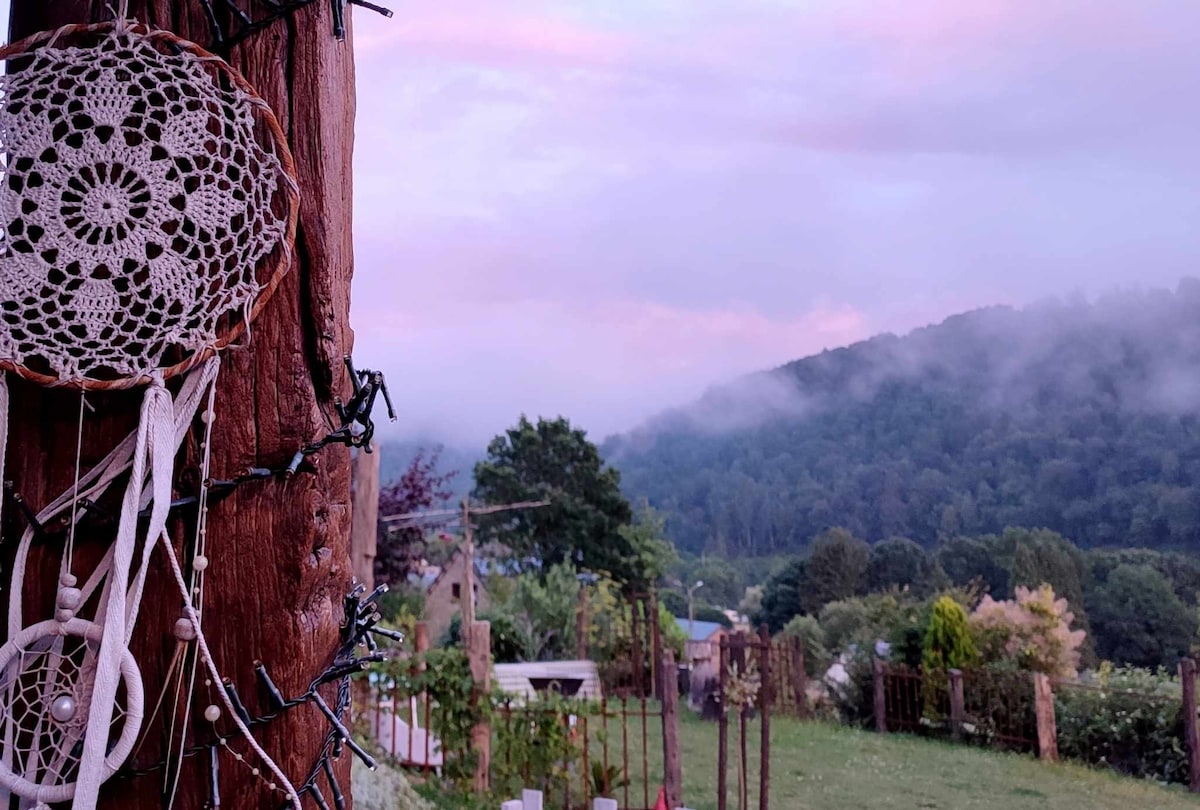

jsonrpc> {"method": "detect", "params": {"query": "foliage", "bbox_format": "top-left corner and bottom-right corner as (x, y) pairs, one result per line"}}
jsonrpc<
(801, 528), (870, 614)
(921, 596), (977, 672)
(970, 585), (1086, 678)
(590, 762), (629, 799)
(377, 585), (424, 632)
(618, 503), (679, 591)
(1087, 564), (1197, 668)
(738, 585), (764, 617)
(754, 558), (805, 633)
(492, 694), (587, 799)
(690, 605), (734, 628)
(868, 537), (944, 595)
(502, 563), (580, 661)
(1055, 664), (1188, 784)
(606, 285), (1200, 558)
(375, 447), (457, 586)
(817, 599), (871, 654)
(778, 615), (829, 677)
(473, 416), (637, 584)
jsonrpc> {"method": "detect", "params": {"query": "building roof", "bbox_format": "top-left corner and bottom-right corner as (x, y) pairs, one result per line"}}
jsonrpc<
(676, 618), (726, 642)
(493, 661), (603, 703)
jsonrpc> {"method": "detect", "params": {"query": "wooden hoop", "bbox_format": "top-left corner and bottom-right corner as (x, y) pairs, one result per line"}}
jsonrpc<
(0, 21), (300, 391)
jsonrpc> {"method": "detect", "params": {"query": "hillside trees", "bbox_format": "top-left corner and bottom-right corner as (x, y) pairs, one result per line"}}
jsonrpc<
(801, 528), (870, 614)
(1087, 565), (1197, 667)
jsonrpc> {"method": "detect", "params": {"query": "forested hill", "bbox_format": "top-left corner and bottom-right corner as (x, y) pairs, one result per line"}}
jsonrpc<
(603, 281), (1200, 556)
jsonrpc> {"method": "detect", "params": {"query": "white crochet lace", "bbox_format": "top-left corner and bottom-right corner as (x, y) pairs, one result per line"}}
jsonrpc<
(0, 27), (290, 384)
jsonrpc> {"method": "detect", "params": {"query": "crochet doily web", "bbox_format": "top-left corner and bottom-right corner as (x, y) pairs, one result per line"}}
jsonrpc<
(0, 27), (291, 385)
(0, 632), (129, 789)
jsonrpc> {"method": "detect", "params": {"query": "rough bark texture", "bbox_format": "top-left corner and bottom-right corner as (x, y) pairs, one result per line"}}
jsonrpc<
(3, 3), (357, 807)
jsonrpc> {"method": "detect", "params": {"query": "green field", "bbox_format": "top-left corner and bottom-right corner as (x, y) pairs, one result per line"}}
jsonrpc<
(611, 712), (1200, 810)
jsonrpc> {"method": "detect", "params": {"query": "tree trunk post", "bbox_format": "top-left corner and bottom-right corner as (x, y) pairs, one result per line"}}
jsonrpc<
(873, 658), (888, 733)
(4, 3), (358, 807)
(948, 669), (965, 741)
(470, 620), (492, 793)
(661, 649), (683, 810)
(717, 637), (729, 810)
(1180, 658), (1200, 792)
(351, 441), (381, 591)
(790, 637), (807, 719)
(1033, 672), (1058, 762)
(757, 625), (771, 810)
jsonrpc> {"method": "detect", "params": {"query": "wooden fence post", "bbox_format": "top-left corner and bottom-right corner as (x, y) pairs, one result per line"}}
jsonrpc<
(662, 649), (683, 810)
(1033, 673), (1058, 762)
(717, 638), (729, 810)
(873, 658), (887, 733)
(948, 669), (965, 741)
(470, 621), (492, 793)
(1180, 658), (1200, 792)
(758, 625), (772, 810)
(790, 637), (807, 719)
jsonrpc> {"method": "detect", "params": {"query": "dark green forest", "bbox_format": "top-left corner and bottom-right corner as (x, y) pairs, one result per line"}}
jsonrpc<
(605, 281), (1200, 556)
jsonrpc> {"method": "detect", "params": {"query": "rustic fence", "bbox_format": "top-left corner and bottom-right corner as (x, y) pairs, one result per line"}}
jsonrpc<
(873, 658), (1200, 790)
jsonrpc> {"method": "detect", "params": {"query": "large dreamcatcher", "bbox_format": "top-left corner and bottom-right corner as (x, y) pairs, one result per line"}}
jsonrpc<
(0, 12), (303, 809)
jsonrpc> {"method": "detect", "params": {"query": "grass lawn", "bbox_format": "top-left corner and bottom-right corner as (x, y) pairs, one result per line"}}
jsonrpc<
(606, 711), (1200, 810)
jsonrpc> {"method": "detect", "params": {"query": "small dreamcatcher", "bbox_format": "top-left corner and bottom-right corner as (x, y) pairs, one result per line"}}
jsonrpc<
(0, 10), (301, 809)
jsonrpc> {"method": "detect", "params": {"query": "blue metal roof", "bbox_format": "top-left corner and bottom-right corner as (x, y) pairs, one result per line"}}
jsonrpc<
(676, 618), (725, 642)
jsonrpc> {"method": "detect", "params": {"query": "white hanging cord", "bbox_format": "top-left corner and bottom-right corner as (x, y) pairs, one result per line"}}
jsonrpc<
(165, 362), (220, 810)
(159, 534), (302, 810)
(64, 390), (87, 577)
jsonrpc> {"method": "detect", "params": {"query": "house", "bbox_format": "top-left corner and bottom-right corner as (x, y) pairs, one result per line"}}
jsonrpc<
(676, 618), (729, 668)
(421, 549), (491, 642)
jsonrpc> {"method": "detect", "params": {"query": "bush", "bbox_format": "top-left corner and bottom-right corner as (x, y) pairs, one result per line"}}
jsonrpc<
(818, 599), (871, 653)
(779, 615), (829, 677)
(922, 596), (976, 672)
(970, 585), (1086, 678)
(1055, 665), (1188, 783)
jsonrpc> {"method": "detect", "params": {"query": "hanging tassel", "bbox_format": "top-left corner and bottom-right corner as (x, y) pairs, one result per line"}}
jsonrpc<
(74, 376), (173, 809)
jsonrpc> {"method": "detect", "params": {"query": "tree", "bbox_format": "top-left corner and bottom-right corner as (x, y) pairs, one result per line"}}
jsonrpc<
(375, 448), (456, 586)
(4, 3), (360, 807)
(473, 416), (637, 583)
(755, 559), (806, 632)
(1087, 564), (1197, 668)
(937, 536), (1010, 596)
(868, 537), (938, 594)
(618, 503), (679, 592)
(922, 596), (977, 672)
(801, 528), (870, 614)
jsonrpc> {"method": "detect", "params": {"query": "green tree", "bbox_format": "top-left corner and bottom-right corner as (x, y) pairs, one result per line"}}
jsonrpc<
(474, 416), (636, 583)
(868, 537), (938, 594)
(1088, 564), (1197, 668)
(922, 595), (977, 671)
(801, 528), (870, 614)
(755, 559), (806, 632)
(617, 503), (678, 592)
(779, 615), (828, 677)
(936, 536), (1009, 596)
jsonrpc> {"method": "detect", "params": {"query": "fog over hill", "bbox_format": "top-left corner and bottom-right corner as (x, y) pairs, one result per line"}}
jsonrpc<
(604, 281), (1200, 556)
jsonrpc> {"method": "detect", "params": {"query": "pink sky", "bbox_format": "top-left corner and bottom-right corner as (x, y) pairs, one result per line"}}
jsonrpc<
(7, 3), (1194, 446)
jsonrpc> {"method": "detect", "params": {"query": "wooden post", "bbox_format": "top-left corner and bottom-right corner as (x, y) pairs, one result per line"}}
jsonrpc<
(731, 632), (748, 810)
(350, 441), (381, 591)
(873, 658), (888, 733)
(790, 637), (807, 719)
(717, 637), (729, 810)
(1033, 672), (1058, 762)
(1180, 658), (1200, 792)
(661, 649), (683, 810)
(631, 598), (644, 696)
(948, 669), (965, 741)
(470, 620), (492, 792)
(4, 2), (358, 807)
(757, 625), (771, 810)
(461, 498), (477, 647)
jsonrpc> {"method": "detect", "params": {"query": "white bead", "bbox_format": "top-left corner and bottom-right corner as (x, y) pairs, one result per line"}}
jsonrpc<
(234, 753), (243, 762)
(204, 705), (221, 722)
(174, 618), (197, 641)
(59, 574), (77, 588)
(193, 555), (209, 572)
(201, 411), (212, 423)
(54, 608), (74, 623)
(269, 783), (277, 791)
(56, 587), (82, 610)
(50, 695), (76, 723)
(252, 768), (259, 776)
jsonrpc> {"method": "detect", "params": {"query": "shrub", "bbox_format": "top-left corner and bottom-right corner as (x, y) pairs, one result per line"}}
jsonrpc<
(970, 584), (1086, 678)
(818, 599), (871, 653)
(1055, 665), (1188, 783)
(779, 615), (829, 677)
(922, 596), (977, 672)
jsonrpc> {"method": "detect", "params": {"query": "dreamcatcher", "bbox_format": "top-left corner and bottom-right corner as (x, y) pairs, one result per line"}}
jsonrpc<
(0, 11), (301, 809)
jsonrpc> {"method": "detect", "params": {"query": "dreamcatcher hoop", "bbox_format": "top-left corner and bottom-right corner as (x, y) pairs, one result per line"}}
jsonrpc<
(0, 619), (143, 804)
(0, 20), (299, 390)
